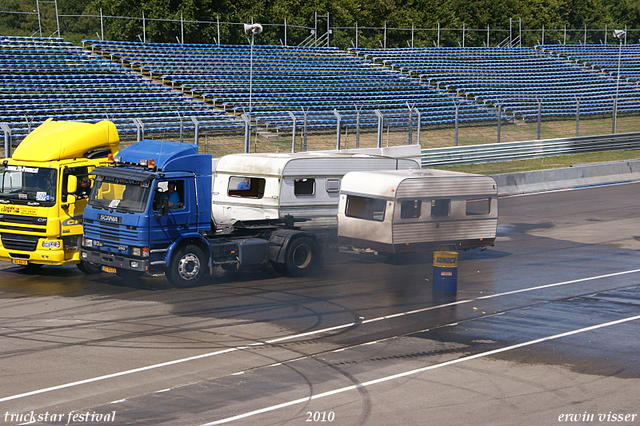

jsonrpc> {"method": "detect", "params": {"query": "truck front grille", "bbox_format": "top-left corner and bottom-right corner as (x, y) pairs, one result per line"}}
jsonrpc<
(0, 214), (47, 225)
(1, 233), (39, 251)
(83, 220), (138, 247)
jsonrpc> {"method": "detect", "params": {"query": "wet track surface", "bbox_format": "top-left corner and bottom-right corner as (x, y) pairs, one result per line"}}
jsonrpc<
(1, 183), (639, 426)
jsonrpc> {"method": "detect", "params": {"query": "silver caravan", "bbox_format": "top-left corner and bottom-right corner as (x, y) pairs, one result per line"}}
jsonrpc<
(337, 169), (498, 253)
(212, 152), (419, 231)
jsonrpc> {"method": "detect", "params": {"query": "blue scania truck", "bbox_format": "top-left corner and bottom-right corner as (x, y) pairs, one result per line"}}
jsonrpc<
(79, 140), (323, 287)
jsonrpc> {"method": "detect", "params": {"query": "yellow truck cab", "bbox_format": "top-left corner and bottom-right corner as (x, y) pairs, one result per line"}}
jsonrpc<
(0, 119), (118, 272)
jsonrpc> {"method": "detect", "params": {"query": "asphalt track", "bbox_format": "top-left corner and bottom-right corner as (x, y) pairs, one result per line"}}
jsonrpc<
(0, 182), (639, 426)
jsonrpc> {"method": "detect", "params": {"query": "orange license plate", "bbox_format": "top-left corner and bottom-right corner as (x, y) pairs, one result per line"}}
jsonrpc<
(102, 266), (117, 274)
(12, 259), (28, 265)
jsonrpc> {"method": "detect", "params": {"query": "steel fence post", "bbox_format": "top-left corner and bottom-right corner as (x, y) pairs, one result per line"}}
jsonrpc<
(241, 113), (251, 153)
(1, 123), (11, 158)
(288, 111), (297, 153)
(333, 109), (342, 150)
(375, 110), (384, 148)
(191, 116), (200, 147)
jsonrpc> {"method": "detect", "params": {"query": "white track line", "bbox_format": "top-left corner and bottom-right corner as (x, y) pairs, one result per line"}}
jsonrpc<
(1, 268), (639, 403)
(201, 313), (640, 425)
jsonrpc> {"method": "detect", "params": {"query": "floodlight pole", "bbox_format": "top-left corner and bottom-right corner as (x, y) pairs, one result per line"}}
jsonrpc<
(249, 31), (254, 147)
(613, 30), (625, 134)
(244, 23), (262, 152)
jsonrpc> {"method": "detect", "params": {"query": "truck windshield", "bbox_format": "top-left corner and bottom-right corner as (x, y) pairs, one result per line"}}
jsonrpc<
(88, 176), (151, 213)
(0, 164), (57, 205)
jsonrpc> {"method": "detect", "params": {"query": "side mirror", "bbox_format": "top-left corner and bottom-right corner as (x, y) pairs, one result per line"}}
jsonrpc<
(67, 175), (78, 194)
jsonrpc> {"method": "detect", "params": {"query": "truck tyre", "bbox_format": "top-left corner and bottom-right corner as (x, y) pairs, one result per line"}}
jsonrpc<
(284, 237), (320, 277)
(167, 244), (206, 288)
(77, 260), (102, 274)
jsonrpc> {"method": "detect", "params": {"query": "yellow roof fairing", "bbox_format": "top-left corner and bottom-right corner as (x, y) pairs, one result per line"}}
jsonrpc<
(11, 119), (119, 162)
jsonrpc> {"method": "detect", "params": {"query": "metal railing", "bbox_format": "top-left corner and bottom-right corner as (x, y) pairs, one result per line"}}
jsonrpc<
(421, 132), (640, 168)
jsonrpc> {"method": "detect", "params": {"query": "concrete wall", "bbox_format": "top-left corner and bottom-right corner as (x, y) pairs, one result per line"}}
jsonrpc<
(492, 159), (640, 196)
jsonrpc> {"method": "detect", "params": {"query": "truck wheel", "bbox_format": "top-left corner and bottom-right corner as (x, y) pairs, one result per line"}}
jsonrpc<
(77, 260), (102, 274)
(285, 237), (319, 277)
(167, 244), (206, 288)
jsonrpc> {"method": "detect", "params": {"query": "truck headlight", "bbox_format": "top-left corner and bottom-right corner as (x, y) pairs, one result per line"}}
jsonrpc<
(130, 261), (139, 268)
(132, 247), (149, 257)
(42, 241), (61, 248)
(82, 238), (92, 247)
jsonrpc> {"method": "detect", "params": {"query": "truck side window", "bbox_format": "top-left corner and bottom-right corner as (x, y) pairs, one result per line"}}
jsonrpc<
(400, 200), (421, 219)
(294, 178), (315, 196)
(228, 176), (265, 199)
(431, 199), (450, 218)
(345, 195), (386, 222)
(466, 197), (491, 215)
(61, 166), (89, 202)
(155, 180), (184, 210)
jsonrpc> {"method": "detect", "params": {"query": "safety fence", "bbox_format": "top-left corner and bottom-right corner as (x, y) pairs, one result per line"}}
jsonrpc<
(420, 132), (640, 167)
(1, 6), (637, 49)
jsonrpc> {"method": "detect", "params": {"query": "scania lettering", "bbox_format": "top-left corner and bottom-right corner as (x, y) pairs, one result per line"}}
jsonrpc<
(80, 140), (324, 288)
(0, 119), (119, 272)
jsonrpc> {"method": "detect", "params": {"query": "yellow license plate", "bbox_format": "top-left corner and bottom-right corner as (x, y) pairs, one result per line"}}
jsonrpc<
(102, 266), (117, 274)
(12, 259), (28, 265)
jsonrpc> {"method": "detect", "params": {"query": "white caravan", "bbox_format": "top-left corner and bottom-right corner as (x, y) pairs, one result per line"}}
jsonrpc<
(211, 152), (420, 231)
(337, 169), (498, 253)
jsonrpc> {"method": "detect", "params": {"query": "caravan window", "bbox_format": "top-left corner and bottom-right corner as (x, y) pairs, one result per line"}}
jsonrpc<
(431, 199), (450, 218)
(400, 200), (422, 219)
(345, 195), (386, 222)
(466, 197), (491, 215)
(294, 178), (315, 196)
(228, 176), (265, 199)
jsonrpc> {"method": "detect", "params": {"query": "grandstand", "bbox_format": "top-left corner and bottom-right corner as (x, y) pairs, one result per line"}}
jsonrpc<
(1, 35), (640, 151)
(85, 40), (498, 135)
(350, 46), (640, 122)
(0, 35), (245, 142)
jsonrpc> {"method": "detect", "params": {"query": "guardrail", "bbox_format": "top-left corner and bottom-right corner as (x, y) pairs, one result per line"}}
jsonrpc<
(421, 132), (640, 168)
